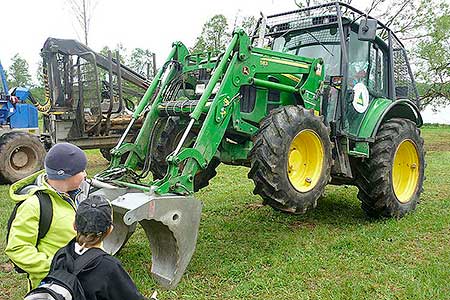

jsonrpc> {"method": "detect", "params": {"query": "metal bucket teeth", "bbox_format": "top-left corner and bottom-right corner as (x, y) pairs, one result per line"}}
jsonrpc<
(97, 190), (202, 289)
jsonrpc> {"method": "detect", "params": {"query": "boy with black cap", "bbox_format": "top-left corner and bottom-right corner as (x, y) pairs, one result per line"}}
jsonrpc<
(48, 194), (146, 300)
(5, 143), (90, 290)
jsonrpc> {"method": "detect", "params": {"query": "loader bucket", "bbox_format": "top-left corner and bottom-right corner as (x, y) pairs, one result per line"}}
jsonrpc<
(94, 189), (203, 289)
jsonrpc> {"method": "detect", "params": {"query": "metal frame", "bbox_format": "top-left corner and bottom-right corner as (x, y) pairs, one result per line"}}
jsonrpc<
(41, 37), (150, 149)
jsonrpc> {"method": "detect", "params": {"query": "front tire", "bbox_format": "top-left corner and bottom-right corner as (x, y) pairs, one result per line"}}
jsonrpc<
(150, 117), (220, 192)
(355, 118), (425, 218)
(100, 147), (112, 161)
(248, 106), (332, 214)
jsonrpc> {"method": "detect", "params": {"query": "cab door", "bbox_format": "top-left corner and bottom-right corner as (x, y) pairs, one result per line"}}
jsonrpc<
(344, 28), (388, 136)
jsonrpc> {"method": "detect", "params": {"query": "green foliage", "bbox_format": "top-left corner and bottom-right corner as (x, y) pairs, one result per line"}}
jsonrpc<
(192, 15), (230, 53)
(239, 16), (257, 36)
(30, 87), (45, 105)
(7, 54), (32, 88)
(129, 48), (155, 78)
(414, 1), (450, 109)
(191, 14), (258, 54)
(35, 61), (44, 88)
(99, 44), (127, 64)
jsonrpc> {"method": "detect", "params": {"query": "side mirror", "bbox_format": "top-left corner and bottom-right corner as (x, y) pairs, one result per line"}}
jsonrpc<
(358, 19), (377, 41)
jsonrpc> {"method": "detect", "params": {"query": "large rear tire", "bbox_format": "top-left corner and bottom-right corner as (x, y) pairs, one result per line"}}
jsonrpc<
(354, 118), (425, 218)
(150, 117), (220, 192)
(0, 132), (46, 183)
(248, 106), (332, 214)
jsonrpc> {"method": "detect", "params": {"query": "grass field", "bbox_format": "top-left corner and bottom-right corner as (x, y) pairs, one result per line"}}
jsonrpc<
(0, 125), (449, 299)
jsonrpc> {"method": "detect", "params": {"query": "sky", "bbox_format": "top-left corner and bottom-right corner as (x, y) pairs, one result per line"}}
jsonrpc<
(0, 0), (448, 123)
(1, 0), (374, 73)
(0, 0), (303, 72)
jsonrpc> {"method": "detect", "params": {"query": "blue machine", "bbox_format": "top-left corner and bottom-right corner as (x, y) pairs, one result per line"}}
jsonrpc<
(0, 62), (39, 128)
(0, 60), (45, 184)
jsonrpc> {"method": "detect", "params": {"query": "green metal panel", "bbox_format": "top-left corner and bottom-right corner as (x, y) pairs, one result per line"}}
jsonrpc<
(357, 98), (422, 139)
(357, 98), (392, 138)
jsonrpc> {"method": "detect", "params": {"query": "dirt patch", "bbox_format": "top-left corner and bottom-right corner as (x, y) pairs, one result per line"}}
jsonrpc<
(288, 220), (316, 230)
(87, 156), (109, 168)
(0, 262), (13, 273)
(425, 141), (450, 152)
(245, 202), (264, 210)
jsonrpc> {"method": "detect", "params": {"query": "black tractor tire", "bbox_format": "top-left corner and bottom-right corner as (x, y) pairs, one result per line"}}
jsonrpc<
(0, 132), (46, 183)
(100, 147), (112, 161)
(354, 118), (425, 218)
(150, 117), (220, 192)
(100, 125), (148, 164)
(248, 106), (332, 214)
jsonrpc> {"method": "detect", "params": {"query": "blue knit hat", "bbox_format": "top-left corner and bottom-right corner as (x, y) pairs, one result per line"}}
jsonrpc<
(45, 143), (87, 180)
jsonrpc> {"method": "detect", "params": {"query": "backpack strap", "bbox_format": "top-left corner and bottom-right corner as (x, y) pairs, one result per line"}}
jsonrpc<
(6, 191), (53, 247)
(6, 203), (21, 244)
(35, 191), (53, 245)
(73, 248), (107, 275)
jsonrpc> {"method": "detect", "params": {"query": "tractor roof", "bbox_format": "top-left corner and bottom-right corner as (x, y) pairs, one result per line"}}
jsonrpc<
(254, 1), (404, 51)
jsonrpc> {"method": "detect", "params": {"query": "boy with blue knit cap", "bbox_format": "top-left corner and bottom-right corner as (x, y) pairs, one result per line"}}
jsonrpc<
(6, 143), (90, 291)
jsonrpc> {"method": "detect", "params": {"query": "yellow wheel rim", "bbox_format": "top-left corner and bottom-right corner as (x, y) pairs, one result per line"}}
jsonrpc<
(392, 140), (420, 203)
(287, 129), (324, 192)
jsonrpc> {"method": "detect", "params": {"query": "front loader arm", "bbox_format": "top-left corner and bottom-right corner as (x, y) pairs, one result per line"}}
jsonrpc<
(108, 42), (190, 170)
(156, 30), (324, 195)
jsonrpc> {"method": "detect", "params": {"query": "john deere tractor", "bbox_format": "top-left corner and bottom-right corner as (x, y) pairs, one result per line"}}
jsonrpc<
(90, 2), (425, 289)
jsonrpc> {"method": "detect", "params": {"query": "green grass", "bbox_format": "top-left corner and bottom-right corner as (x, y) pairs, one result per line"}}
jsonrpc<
(1, 125), (449, 299)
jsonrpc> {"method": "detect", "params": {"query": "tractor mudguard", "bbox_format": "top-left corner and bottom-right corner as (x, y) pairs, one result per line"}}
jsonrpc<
(357, 98), (423, 139)
(92, 187), (202, 289)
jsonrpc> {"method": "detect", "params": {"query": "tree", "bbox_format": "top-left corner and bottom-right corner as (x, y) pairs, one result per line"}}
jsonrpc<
(36, 61), (45, 87)
(66, 0), (99, 46)
(129, 48), (156, 78)
(240, 16), (257, 36)
(100, 45), (127, 64)
(192, 15), (230, 53)
(8, 54), (32, 88)
(369, 0), (450, 108)
(414, 2), (450, 109)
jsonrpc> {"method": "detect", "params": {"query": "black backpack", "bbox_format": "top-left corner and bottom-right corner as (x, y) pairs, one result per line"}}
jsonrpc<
(24, 246), (106, 300)
(6, 190), (53, 273)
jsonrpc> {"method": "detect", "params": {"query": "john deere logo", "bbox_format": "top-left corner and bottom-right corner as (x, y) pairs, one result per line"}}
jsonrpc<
(352, 83), (369, 113)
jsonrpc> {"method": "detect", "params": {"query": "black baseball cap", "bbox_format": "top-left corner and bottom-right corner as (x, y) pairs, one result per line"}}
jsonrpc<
(75, 195), (112, 234)
(45, 143), (87, 180)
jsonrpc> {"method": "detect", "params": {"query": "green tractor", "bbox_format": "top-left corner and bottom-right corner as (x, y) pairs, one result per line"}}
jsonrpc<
(91, 2), (425, 289)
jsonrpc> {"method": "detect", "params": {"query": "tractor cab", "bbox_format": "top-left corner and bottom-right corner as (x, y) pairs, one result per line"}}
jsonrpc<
(255, 2), (421, 177)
